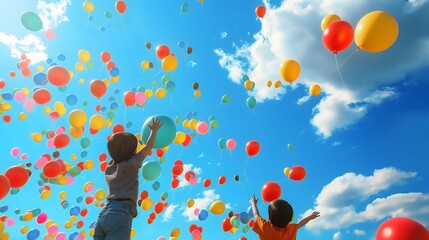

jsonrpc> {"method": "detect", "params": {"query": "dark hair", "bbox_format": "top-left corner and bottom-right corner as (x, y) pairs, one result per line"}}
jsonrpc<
(107, 132), (138, 164)
(268, 199), (294, 228)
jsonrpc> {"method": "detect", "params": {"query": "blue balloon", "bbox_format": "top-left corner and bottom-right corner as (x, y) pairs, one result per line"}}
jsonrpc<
(26, 229), (40, 240)
(46, 58), (52, 64)
(69, 232), (79, 240)
(178, 40), (185, 48)
(186, 112), (193, 120)
(114, 89), (120, 94)
(110, 102), (119, 110)
(165, 80), (176, 92)
(1, 92), (13, 100)
(101, 106), (106, 112)
(57, 54), (66, 61)
(192, 111), (198, 117)
(88, 16), (93, 21)
(89, 222), (96, 228)
(247, 206), (254, 218)
(0, 205), (8, 213)
(70, 206), (80, 216)
(66, 94), (77, 106)
(100, 26), (106, 31)
(110, 67), (119, 77)
(50, 62), (57, 66)
(198, 209), (208, 221)
(33, 72), (47, 85)
(239, 211), (250, 224)
(108, 96), (115, 101)
(141, 115), (176, 149)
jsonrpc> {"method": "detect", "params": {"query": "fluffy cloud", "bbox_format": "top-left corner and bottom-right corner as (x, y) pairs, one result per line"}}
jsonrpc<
(215, 0), (429, 138)
(302, 167), (429, 231)
(177, 164), (202, 188)
(0, 33), (47, 64)
(37, 0), (71, 29)
(162, 204), (178, 222)
(181, 190), (220, 221)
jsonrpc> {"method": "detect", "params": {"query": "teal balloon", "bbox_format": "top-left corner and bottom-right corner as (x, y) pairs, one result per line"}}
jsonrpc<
(287, 143), (294, 151)
(246, 97), (257, 109)
(162, 192), (168, 199)
(208, 115), (216, 122)
(32, 208), (41, 216)
(141, 115), (176, 149)
(161, 74), (171, 85)
(210, 120), (218, 129)
(242, 225), (250, 233)
(175, 116), (182, 124)
(81, 151), (88, 158)
(59, 86), (67, 92)
(104, 11), (112, 18)
(83, 100), (88, 107)
(221, 94), (231, 103)
(218, 138), (227, 149)
(152, 181), (160, 191)
(21, 12), (43, 31)
(181, 3), (190, 12)
(15, 208), (21, 214)
(230, 216), (240, 228)
(165, 81), (176, 92)
(10, 188), (20, 195)
(241, 74), (249, 82)
(80, 137), (91, 148)
(126, 122), (132, 128)
(76, 196), (83, 203)
(142, 160), (162, 181)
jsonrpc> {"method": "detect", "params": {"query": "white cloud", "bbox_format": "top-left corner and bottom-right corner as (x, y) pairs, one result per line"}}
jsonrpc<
(353, 229), (365, 236)
(0, 33), (47, 64)
(177, 164), (202, 188)
(333, 231), (341, 240)
(181, 190), (220, 221)
(162, 204), (178, 222)
(303, 167), (423, 231)
(220, 31), (228, 39)
(215, 0), (429, 138)
(37, 0), (71, 29)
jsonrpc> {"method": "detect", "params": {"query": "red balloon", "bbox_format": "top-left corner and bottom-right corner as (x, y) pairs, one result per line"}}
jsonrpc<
(100, 161), (108, 172)
(156, 45), (170, 60)
(89, 80), (107, 98)
(54, 134), (70, 148)
(123, 91), (136, 107)
(261, 181), (281, 202)
(322, 20), (354, 54)
(100, 51), (111, 63)
(222, 217), (233, 232)
(218, 176), (226, 185)
(0, 174), (10, 200)
(154, 202), (165, 214)
(289, 165), (306, 181)
(203, 179), (211, 187)
(115, 0), (126, 14)
(174, 160), (183, 166)
(47, 65), (70, 86)
(171, 178), (179, 188)
(140, 190), (149, 200)
(246, 140), (260, 156)
(248, 219), (255, 227)
(376, 217), (429, 240)
(185, 171), (195, 182)
(43, 161), (61, 178)
(112, 124), (125, 134)
(182, 134), (192, 146)
(189, 224), (198, 233)
(255, 5), (266, 18)
(5, 165), (29, 188)
(172, 164), (184, 176)
(106, 61), (116, 71)
(33, 88), (52, 104)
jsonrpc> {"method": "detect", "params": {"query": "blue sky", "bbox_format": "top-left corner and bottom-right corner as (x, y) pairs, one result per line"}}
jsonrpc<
(0, 0), (428, 239)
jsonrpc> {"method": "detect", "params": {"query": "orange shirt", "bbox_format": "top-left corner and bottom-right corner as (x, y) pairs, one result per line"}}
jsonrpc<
(253, 216), (299, 240)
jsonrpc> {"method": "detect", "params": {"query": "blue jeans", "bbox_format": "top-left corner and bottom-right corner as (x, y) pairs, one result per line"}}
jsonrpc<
(94, 201), (133, 240)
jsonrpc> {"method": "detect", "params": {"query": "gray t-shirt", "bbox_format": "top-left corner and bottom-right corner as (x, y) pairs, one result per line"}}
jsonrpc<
(105, 152), (145, 217)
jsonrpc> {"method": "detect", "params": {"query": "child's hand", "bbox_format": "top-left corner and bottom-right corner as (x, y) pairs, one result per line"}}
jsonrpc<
(309, 211), (320, 220)
(149, 118), (163, 132)
(249, 194), (258, 205)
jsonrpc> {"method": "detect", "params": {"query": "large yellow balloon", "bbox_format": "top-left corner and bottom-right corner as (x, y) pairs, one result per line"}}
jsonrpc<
(78, 50), (91, 62)
(321, 14), (341, 31)
(162, 55), (178, 72)
(279, 59), (300, 83)
(83, 1), (95, 13)
(310, 84), (322, 96)
(69, 109), (87, 128)
(354, 11), (399, 53)
(209, 200), (226, 215)
(94, 189), (106, 201)
(0, 232), (10, 240)
(89, 114), (105, 130)
(141, 198), (153, 210)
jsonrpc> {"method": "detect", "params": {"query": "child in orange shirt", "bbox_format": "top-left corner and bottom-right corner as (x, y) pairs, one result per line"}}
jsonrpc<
(250, 194), (320, 240)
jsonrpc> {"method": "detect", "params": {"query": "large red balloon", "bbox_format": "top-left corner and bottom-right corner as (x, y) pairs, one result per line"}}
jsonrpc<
(43, 161), (61, 178)
(246, 140), (260, 156)
(54, 134), (70, 148)
(376, 217), (429, 240)
(47, 65), (70, 86)
(222, 217), (233, 232)
(0, 174), (10, 200)
(123, 91), (136, 107)
(33, 88), (52, 104)
(322, 20), (354, 54)
(5, 165), (29, 188)
(89, 80), (107, 98)
(261, 181), (281, 202)
(172, 164), (184, 176)
(255, 5), (266, 18)
(289, 165), (306, 181)
(156, 45), (170, 60)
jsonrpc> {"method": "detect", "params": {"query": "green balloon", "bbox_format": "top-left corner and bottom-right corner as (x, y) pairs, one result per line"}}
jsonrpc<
(153, 81), (158, 87)
(141, 115), (176, 149)
(21, 12), (43, 31)
(69, 166), (81, 177)
(221, 94), (231, 103)
(80, 137), (91, 148)
(287, 143), (294, 151)
(59, 86), (67, 92)
(161, 74), (171, 85)
(141, 160), (162, 181)
(86, 60), (94, 69)
(246, 97), (257, 109)
(104, 11), (112, 18)
(210, 120), (218, 129)
(181, 3), (189, 12)
(175, 116), (182, 124)
(159, 156), (166, 164)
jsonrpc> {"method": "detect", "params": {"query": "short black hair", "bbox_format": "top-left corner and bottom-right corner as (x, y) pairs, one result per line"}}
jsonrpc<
(107, 132), (138, 164)
(268, 199), (294, 228)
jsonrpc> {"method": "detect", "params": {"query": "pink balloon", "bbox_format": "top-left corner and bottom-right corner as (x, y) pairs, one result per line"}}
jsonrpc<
(194, 208), (200, 215)
(135, 92), (147, 105)
(55, 127), (65, 134)
(35, 157), (49, 169)
(6, 217), (14, 226)
(23, 99), (36, 112)
(14, 91), (26, 102)
(190, 175), (198, 185)
(157, 237), (166, 240)
(45, 29), (56, 40)
(20, 153), (28, 160)
(196, 122), (209, 134)
(226, 139), (236, 150)
(191, 229), (201, 240)
(56, 232), (66, 240)
(47, 139), (54, 148)
(47, 224), (58, 234)
(10, 147), (20, 157)
(66, 176), (74, 185)
(36, 213), (48, 224)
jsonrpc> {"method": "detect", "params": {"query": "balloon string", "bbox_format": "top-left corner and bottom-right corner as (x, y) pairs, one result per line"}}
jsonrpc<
(323, 48), (359, 82)
(243, 157), (249, 183)
(334, 53), (349, 93)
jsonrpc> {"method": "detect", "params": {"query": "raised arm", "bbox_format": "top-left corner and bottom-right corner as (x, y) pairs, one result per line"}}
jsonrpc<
(250, 194), (260, 217)
(136, 118), (162, 159)
(297, 211), (320, 229)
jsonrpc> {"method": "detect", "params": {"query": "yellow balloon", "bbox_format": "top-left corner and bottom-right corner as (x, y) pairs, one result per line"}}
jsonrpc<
(69, 71), (75, 78)
(84, 160), (94, 170)
(75, 62), (85, 72)
(71, 154), (78, 161)
(130, 228), (136, 238)
(141, 60), (150, 70)
(209, 200), (226, 215)
(94, 189), (106, 200)
(69, 109), (87, 128)
(354, 11), (399, 53)
(187, 199), (195, 208)
(37, 65), (45, 72)
(20, 226), (29, 234)
(279, 59), (300, 83)
(106, 119), (113, 128)
(194, 90), (201, 98)
(274, 80), (281, 88)
(78, 50), (91, 62)
(174, 131), (186, 144)
(22, 88), (30, 96)
(43, 106), (51, 114)
(89, 228), (94, 237)
(59, 191), (67, 199)
(0, 221), (4, 233)
(64, 221), (72, 229)
(31, 133), (43, 142)
(284, 167), (291, 176)
(155, 88), (166, 98)
(145, 89), (153, 98)
(310, 84), (322, 96)
(244, 80), (254, 90)
(169, 237), (178, 240)
(89, 114), (105, 130)
(79, 78), (85, 84)
(54, 101), (66, 116)
(58, 175), (67, 185)
(162, 55), (178, 72)
(189, 119), (198, 130)
(110, 76), (119, 83)
(40, 190), (51, 199)
(182, 119), (190, 129)
(69, 216), (77, 223)
(0, 102), (11, 111)
(69, 126), (84, 139)
(83, 1), (95, 13)
(83, 182), (94, 192)
(229, 227), (237, 234)
(170, 228), (181, 237)
(266, 80), (272, 87)
(321, 14), (341, 31)
(18, 112), (27, 120)
(45, 220), (55, 228)
(0, 232), (10, 240)
(102, 79), (110, 88)
(23, 212), (33, 221)
(141, 198), (153, 211)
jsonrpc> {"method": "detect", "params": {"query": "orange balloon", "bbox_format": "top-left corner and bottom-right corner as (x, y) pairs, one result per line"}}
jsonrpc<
(89, 80), (107, 98)
(47, 66), (70, 86)
(123, 91), (136, 107)
(33, 88), (51, 104)
(115, 0), (126, 13)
